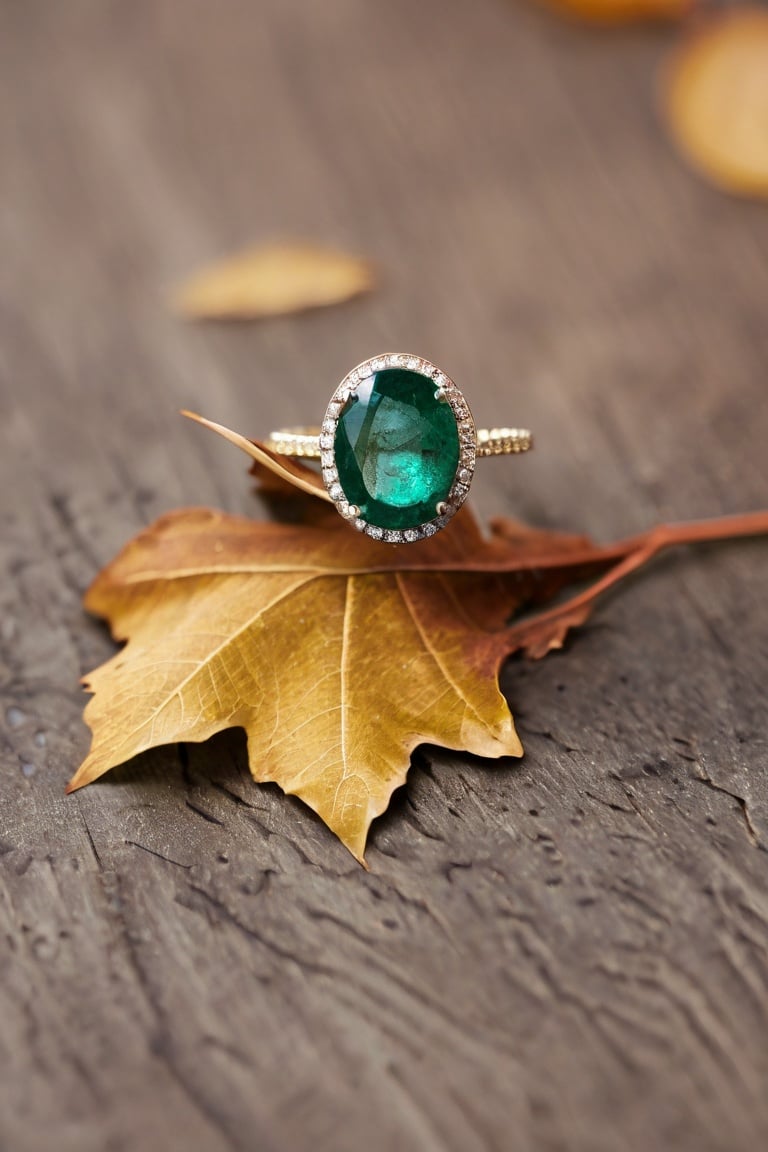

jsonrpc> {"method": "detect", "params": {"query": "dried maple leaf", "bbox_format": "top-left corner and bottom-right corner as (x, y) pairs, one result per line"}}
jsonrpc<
(663, 8), (768, 198)
(174, 242), (374, 320)
(538, 0), (691, 23)
(68, 421), (768, 864)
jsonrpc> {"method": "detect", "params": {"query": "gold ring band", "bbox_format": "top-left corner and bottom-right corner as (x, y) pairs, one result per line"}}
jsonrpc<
(265, 425), (533, 459)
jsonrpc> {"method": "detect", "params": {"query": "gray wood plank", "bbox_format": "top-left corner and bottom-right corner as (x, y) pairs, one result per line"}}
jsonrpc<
(1, 2), (767, 1150)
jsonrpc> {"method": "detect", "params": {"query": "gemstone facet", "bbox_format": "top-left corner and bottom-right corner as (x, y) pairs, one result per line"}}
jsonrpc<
(333, 367), (461, 531)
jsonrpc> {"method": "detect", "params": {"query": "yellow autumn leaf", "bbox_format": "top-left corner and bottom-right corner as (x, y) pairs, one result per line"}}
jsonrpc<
(175, 242), (374, 319)
(69, 505), (533, 864)
(664, 8), (768, 198)
(68, 423), (768, 864)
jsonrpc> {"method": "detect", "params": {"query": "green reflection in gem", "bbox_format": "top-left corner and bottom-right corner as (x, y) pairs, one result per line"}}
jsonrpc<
(334, 368), (460, 530)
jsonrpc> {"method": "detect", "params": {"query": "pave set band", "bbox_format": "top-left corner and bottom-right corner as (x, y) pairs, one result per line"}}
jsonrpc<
(265, 425), (533, 459)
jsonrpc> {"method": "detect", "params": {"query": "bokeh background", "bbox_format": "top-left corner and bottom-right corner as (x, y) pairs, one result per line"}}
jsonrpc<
(1, 4), (767, 1151)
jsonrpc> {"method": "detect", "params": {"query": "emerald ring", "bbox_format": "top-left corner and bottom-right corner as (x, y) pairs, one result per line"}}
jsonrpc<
(265, 353), (533, 544)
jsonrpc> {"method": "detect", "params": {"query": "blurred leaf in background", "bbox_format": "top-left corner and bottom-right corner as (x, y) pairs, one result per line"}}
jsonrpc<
(538, 0), (692, 24)
(175, 241), (374, 320)
(664, 7), (768, 198)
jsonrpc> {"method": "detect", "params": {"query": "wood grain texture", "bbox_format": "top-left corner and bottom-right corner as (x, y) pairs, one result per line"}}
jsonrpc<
(1, 2), (767, 1150)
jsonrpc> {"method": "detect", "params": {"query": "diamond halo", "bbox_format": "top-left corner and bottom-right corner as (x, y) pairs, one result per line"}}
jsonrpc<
(321, 354), (477, 544)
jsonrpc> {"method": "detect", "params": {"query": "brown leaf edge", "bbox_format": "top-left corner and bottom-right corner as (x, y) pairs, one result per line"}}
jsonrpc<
(496, 511), (768, 658)
(181, 411), (332, 503)
(186, 410), (768, 658)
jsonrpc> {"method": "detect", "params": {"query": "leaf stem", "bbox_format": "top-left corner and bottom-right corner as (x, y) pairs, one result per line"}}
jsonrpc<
(505, 508), (768, 655)
(599, 508), (768, 559)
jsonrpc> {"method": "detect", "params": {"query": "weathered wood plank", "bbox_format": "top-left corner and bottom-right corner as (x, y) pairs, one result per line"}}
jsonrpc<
(1, 2), (767, 1150)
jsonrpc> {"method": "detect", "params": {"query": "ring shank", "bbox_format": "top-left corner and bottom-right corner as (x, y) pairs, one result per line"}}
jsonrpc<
(265, 426), (533, 458)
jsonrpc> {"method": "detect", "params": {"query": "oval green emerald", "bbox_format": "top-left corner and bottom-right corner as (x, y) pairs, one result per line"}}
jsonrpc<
(333, 368), (460, 530)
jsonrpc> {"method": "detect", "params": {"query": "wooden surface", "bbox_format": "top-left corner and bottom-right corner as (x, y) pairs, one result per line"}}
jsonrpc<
(1, 3), (767, 1150)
